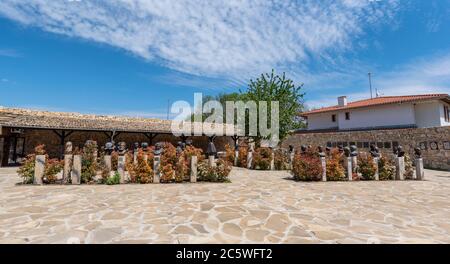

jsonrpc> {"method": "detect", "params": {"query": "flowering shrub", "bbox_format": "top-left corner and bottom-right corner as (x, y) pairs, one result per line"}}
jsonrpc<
(160, 164), (175, 183)
(224, 144), (235, 164)
(237, 147), (248, 168)
(379, 156), (395, 181)
(134, 149), (153, 184)
(252, 147), (272, 170)
(197, 159), (231, 182)
(326, 150), (346, 181)
(291, 153), (322, 181)
(17, 144), (46, 184)
(17, 145), (63, 184)
(274, 149), (290, 170)
(358, 153), (377, 180)
(43, 158), (63, 184)
(181, 145), (204, 177)
(175, 155), (188, 183)
(81, 140), (98, 183)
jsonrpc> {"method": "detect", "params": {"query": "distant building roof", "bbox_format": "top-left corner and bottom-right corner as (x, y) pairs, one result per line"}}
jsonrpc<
(301, 94), (450, 116)
(0, 107), (232, 135)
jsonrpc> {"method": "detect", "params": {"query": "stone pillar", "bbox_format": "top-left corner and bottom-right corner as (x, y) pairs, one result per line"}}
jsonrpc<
(34, 155), (46, 185)
(247, 151), (253, 169)
(153, 156), (161, 184)
(104, 155), (112, 172)
(395, 156), (405, 180)
(415, 158), (424, 180)
(0, 138), (4, 168)
(346, 157), (353, 181)
(373, 157), (379, 181)
(143, 154), (148, 163)
(289, 153), (295, 170)
(209, 155), (215, 167)
(234, 151), (239, 167)
(71, 155), (82, 185)
(351, 156), (358, 173)
(270, 152), (275, 171)
(63, 154), (73, 183)
(133, 151), (138, 165)
(118, 155), (126, 184)
(320, 157), (327, 182)
(190, 156), (198, 183)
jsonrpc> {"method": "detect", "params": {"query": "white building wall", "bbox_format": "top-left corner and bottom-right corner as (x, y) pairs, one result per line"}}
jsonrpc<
(414, 101), (443, 128)
(337, 104), (416, 130)
(307, 112), (338, 130)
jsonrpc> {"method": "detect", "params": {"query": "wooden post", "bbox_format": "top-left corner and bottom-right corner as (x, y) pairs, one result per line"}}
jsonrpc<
(153, 156), (161, 184)
(415, 158), (424, 180)
(373, 157), (379, 181)
(247, 151), (253, 169)
(396, 156), (405, 180)
(118, 155), (126, 184)
(34, 155), (46, 185)
(190, 156), (198, 183)
(320, 157), (327, 182)
(71, 155), (82, 185)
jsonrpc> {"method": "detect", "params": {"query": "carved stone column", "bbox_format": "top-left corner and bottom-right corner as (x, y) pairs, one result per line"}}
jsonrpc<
(320, 157), (327, 182)
(34, 155), (46, 185)
(190, 156), (198, 183)
(71, 155), (82, 185)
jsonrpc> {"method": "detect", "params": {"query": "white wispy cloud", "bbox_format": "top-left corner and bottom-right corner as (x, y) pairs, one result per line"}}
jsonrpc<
(306, 51), (450, 108)
(0, 0), (401, 82)
(0, 49), (22, 58)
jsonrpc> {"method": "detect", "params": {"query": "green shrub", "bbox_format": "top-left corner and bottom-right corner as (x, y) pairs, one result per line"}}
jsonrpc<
(106, 171), (121, 185)
(17, 154), (36, 184)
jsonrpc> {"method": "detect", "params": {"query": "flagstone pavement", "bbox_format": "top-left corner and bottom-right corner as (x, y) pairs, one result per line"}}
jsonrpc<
(0, 167), (449, 244)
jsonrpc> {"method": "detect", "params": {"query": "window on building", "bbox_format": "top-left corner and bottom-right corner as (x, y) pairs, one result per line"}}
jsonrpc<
(345, 112), (350, 120)
(445, 105), (450, 122)
(331, 114), (336, 122)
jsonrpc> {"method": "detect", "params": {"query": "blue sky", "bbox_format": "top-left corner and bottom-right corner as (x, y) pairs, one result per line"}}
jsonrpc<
(0, 0), (449, 118)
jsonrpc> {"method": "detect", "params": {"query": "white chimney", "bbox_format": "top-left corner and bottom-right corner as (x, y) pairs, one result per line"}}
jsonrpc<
(338, 96), (347, 107)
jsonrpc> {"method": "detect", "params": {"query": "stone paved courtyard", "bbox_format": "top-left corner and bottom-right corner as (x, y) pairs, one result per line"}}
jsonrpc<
(0, 167), (449, 244)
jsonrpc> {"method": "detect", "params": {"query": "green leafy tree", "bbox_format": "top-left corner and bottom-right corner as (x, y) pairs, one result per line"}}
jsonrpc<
(245, 70), (305, 144)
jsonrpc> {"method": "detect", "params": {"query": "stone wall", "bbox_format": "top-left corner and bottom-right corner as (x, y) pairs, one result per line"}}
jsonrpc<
(2, 128), (233, 161)
(282, 126), (450, 171)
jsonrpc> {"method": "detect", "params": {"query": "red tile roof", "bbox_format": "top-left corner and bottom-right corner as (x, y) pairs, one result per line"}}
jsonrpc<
(301, 94), (450, 116)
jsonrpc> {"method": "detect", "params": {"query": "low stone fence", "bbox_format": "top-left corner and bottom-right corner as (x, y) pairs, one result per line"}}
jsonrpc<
(33, 153), (203, 185)
(283, 126), (450, 171)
